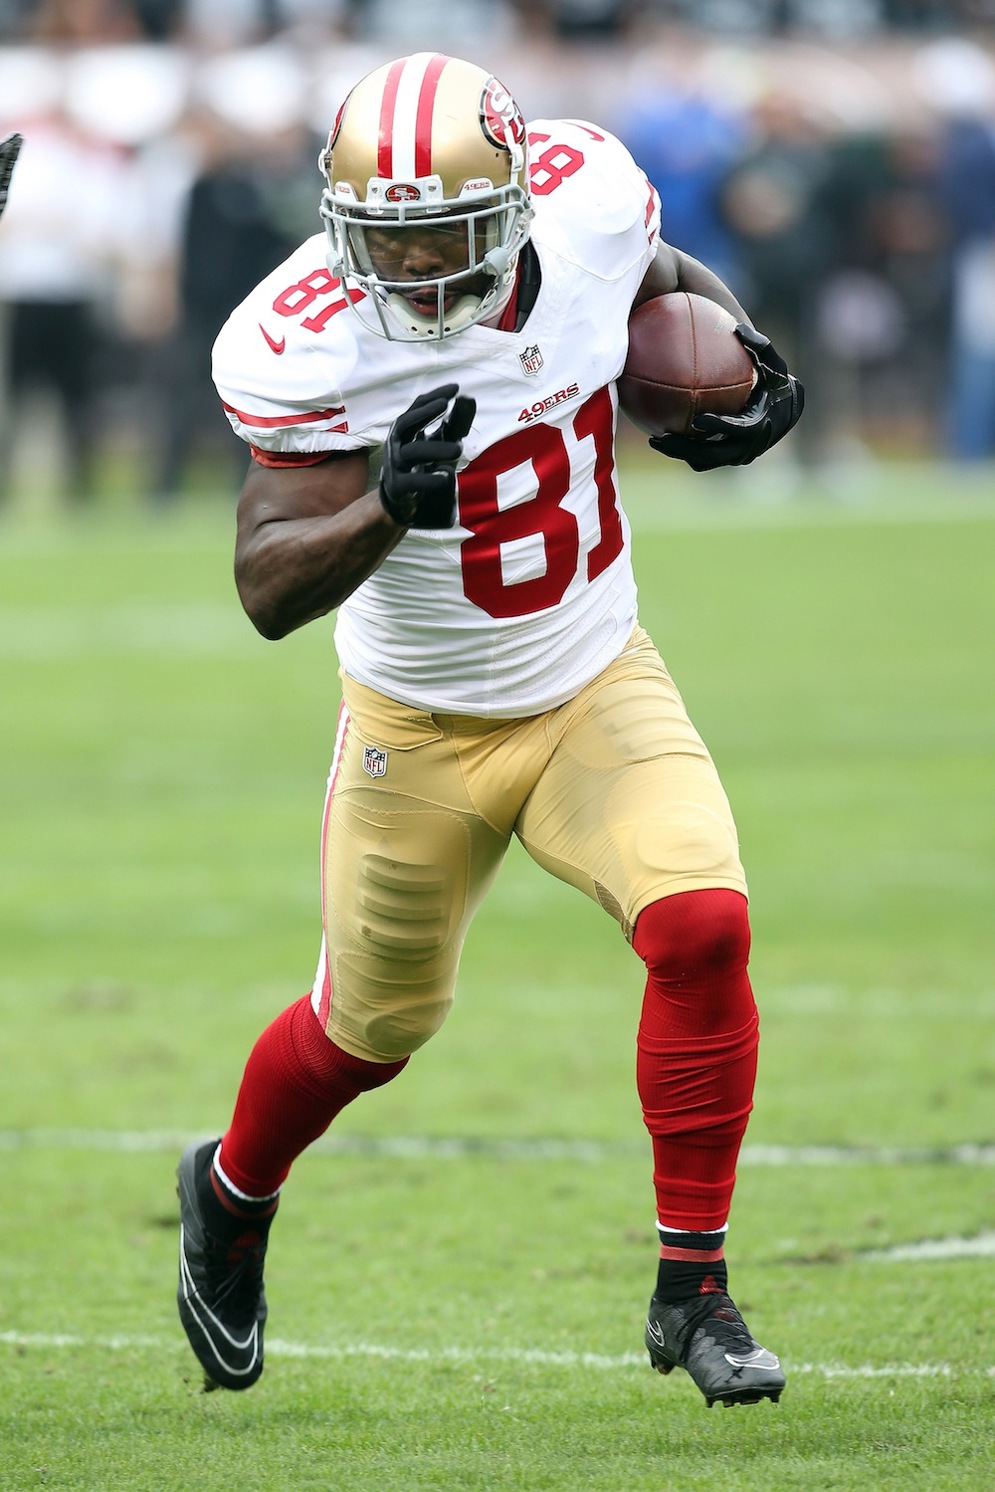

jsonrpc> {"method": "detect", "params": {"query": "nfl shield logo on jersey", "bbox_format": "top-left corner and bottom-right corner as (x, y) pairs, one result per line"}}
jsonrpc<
(519, 344), (543, 376)
(362, 744), (388, 778)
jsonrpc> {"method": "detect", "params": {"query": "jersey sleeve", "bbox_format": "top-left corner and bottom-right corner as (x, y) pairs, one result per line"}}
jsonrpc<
(527, 119), (660, 285)
(211, 236), (371, 468)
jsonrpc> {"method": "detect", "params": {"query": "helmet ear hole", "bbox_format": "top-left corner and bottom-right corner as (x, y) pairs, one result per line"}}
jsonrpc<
(318, 52), (532, 341)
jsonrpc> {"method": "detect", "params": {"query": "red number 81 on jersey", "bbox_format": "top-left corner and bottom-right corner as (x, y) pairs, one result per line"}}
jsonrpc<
(457, 386), (623, 619)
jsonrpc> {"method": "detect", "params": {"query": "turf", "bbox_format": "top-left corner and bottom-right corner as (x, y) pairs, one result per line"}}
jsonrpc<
(2, 457), (994, 1489)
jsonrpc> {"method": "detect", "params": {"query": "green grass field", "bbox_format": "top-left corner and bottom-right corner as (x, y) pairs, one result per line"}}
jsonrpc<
(2, 457), (994, 1490)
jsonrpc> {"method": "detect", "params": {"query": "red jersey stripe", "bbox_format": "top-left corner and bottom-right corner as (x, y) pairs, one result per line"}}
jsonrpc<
(222, 400), (345, 429)
(250, 447), (346, 467)
(378, 58), (406, 178)
(414, 53), (448, 179)
(644, 176), (658, 233)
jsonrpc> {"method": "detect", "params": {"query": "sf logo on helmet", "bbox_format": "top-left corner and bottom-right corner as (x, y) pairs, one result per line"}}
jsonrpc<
(481, 77), (526, 149)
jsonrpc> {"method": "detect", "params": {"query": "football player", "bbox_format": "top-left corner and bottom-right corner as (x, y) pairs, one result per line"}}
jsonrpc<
(176, 53), (802, 1408)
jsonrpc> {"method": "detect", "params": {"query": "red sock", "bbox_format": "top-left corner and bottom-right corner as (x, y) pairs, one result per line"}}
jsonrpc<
(218, 995), (407, 1197)
(633, 889), (759, 1234)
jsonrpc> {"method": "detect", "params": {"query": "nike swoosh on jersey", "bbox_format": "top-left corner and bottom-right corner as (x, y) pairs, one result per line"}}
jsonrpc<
(259, 324), (286, 354)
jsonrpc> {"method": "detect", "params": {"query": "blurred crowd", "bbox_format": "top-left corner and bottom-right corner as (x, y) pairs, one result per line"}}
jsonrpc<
(2, 0), (995, 505)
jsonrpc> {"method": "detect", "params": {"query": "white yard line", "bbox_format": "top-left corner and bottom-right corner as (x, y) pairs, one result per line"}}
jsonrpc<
(0, 1330), (987, 1379)
(1, 1129), (993, 1166)
(864, 1232), (995, 1261)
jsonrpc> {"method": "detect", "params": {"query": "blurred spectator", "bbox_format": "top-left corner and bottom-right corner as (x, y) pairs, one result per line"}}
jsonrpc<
(816, 125), (949, 452)
(28, 0), (144, 43)
(614, 69), (745, 283)
(882, 1), (955, 25)
(0, 108), (131, 504)
(662, 0), (880, 35)
(344, 0), (512, 47)
(658, 0), (971, 32)
(926, 43), (995, 459)
(509, 0), (635, 37)
(149, 107), (314, 504)
(1, 0), (991, 43)
(785, 0), (882, 34)
(181, 0), (303, 48)
(714, 91), (842, 464)
(0, 2), (35, 39)
(131, 0), (186, 39)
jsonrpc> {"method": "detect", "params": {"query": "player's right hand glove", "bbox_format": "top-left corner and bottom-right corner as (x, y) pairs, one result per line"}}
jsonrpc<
(379, 383), (476, 529)
(650, 326), (804, 471)
(0, 132), (23, 221)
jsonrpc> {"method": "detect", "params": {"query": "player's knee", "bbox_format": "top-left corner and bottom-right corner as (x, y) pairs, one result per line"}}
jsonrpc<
(330, 944), (460, 1061)
(360, 979), (455, 1059)
(325, 838), (476, 1060)
(633, 888), (751, 983)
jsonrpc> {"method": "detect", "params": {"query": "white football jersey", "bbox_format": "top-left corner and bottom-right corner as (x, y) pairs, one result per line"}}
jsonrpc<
(213, 120), (660, 717)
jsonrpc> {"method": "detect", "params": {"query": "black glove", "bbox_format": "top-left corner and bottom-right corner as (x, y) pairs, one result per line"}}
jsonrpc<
(379, 383), (476, 528)
(650, 325), (805, 472)
(0, 132), (22, 221)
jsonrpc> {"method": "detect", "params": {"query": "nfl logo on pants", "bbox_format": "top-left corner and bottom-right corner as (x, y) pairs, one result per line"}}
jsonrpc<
(362, 744), (388, 778)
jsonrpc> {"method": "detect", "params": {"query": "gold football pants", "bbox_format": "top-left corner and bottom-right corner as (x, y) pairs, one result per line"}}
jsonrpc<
(311, 625), (747, 1062)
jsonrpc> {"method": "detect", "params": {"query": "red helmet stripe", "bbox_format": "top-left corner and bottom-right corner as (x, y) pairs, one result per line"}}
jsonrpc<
(377, 58), (406, 178)
(414, 53), (449, 179)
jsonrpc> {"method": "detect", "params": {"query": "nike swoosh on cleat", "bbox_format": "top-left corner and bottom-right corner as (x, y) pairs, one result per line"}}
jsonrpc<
(178, 1227), (261, 1374)
(646, 1321), (666, 1348)
(259, 324), (286, 354)
(724, 1348), (782, 1370)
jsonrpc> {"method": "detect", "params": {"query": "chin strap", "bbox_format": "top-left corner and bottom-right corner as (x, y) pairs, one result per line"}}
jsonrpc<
(324, 240), (522, 342)
(480, 268), (518, 330)
(385, 289), (483, 340)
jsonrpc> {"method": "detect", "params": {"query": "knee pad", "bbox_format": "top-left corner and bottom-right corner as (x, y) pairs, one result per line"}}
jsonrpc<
(319, 817), (473, 1062)
(634, 888), (751, 984)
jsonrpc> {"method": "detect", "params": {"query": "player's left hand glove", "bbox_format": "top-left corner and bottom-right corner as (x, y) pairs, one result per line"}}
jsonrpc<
(0, 132), (22, 221)
(379, 382), (476, 529)
(649, 325), (805, 472)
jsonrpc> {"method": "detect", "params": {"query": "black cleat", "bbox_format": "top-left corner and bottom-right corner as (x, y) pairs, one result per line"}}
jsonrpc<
(645, 1292), (785, 1408)
(176, 1139), (272, 1391)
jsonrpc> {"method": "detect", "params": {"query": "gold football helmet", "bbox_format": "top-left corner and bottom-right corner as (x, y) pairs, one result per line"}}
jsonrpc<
(319, 53), (533, 341)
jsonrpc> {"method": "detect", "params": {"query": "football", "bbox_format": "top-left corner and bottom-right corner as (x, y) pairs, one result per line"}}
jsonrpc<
(618, 291), (756, 437)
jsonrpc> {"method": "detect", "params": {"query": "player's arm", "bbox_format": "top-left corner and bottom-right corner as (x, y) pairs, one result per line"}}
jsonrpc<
(634, 240), (805, 470)
(234, 384), (475, 640)
(235, 453), (397, 639)
(633, 241), (750, 325)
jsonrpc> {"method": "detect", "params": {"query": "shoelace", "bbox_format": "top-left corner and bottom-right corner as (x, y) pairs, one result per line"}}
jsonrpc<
(203, 1229), (267, 1317)
(674, 1295), (755, 1354)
